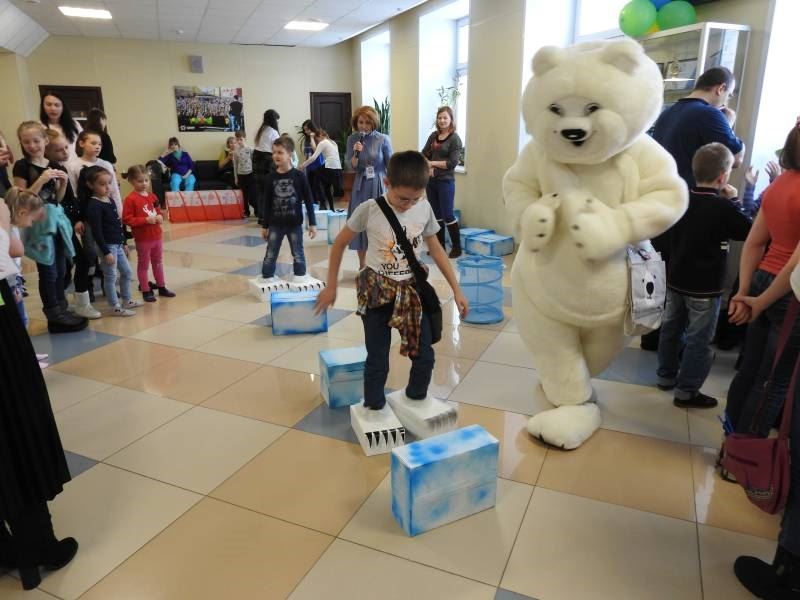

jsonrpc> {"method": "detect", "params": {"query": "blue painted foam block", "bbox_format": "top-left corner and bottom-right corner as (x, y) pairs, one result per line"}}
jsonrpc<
(391, 425), (499, 536)
(270, 291), (328, 335)
(327, 211), (348, 244)
(319, 346), (367, 408)
(460, 227), (494, 240)
(465, 233), (514, 256)
(310, 209), (331, 230)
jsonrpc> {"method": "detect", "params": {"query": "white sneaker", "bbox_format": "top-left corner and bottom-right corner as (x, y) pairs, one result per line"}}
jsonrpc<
(122, 299), (144, 309)
(112, 305), (136, 317)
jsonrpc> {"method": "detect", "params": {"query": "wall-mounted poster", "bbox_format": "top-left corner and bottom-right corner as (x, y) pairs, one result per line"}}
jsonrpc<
(174, 86), (244, 132)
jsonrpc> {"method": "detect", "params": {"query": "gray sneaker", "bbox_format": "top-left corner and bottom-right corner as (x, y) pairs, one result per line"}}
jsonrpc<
(112, 305), (136, 317)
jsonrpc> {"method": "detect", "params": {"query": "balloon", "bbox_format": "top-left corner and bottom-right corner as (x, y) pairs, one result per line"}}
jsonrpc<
(657, 1), (697, 30)
(646, 22), (661, 34)
(651, 0), (671, 8)
(619, 0), (657, 38)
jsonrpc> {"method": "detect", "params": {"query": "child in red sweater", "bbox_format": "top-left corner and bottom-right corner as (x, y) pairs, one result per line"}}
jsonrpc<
(122, 165), (175, 302)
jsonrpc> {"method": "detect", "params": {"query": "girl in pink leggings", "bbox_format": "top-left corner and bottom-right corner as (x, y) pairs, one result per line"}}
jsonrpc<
(122, 165), (175, 302)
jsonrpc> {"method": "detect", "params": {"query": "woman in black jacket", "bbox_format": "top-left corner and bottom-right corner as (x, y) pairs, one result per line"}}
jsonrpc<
(422, 106), (464, 258)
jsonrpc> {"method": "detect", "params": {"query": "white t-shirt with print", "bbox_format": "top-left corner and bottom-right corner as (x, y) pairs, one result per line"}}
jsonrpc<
(347, 197), (440, 282)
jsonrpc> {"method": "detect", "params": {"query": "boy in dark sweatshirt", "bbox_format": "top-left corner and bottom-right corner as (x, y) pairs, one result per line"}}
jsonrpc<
(656, 142), (752, 408)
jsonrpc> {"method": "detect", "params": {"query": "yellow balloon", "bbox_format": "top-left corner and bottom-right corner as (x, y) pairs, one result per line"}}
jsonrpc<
(646, 23), (661, 34)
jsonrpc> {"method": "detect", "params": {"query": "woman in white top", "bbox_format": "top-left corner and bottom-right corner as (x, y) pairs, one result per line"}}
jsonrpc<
(40, 92), (82, 162)
(300, 129), (342, 211)
(253, 109), (280, 223)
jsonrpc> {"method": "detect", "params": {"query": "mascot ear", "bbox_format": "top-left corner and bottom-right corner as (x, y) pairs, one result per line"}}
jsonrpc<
(600, 39), (643, 75)
(532, 46), (566, 77)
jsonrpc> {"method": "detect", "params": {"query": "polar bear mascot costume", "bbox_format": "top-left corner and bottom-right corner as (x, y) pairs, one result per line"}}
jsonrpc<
(503, 39), (688, 450)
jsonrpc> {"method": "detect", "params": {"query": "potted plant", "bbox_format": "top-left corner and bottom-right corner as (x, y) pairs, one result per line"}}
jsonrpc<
(373, 97), (390, 135)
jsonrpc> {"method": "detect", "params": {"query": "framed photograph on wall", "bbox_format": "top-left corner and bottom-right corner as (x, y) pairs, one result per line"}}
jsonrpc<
(174, 86), (244, 132)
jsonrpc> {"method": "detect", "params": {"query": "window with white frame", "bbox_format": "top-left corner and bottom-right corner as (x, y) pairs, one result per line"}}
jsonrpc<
(574, 0), (627, 41)
(361, 31), (391, 111)
(418, 0), (469, 167)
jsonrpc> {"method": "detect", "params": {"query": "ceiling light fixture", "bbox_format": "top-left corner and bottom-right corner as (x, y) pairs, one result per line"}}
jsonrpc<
(284, 19), (328, 31)
(58, 6), (112, 19)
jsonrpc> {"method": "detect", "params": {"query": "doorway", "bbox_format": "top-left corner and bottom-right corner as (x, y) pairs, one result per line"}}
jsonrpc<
(38, 85), (105, 123)
(310, 92), (352, 146)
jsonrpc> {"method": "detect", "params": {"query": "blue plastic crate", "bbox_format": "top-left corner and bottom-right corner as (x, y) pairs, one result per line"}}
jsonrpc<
(460, 227), (494, 240)
(270, 291), (328, 335)
(310, 209), (331, 230)
(319, 346), (367, 408)
(464, 233), (514, 256)
(327, 211), (348, 244)
(391, 425), (499, 536)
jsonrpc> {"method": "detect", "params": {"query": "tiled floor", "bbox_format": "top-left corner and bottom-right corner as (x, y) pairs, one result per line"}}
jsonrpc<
(3, 219), (778, 599)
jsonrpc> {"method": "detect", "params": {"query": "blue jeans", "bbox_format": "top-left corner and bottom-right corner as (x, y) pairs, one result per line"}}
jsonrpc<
(361, 304), (435, 409)
(426, 178), (456, 223)
(727, 269), (800, 435)
(657, 289), (721, 399)
(100, 244), (133, 307)
(261, 225), (306, 278)
(36, 233), (67, 310)
(170, 173), (196, 192)
(228, 113), (240, 132)
(12, 277), (27, 328)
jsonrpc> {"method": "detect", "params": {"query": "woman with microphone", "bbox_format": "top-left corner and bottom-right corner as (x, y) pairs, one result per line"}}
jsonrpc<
(345, 106), (392, 269)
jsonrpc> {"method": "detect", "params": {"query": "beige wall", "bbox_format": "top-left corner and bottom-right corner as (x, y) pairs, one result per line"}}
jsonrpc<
(354, 0), (774, 234)
(0, 53), (35, 153)
(1, 35), (354, 191)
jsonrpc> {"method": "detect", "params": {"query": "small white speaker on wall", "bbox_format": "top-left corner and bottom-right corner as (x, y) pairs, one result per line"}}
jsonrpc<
(189, 55), (204, 73)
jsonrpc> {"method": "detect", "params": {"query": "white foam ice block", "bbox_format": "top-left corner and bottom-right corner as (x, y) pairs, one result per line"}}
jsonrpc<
(351, 402), (406, 456)
(287, 274), (326, 292)
(386, 389), (458, 439)
(248, 277), (290, 301)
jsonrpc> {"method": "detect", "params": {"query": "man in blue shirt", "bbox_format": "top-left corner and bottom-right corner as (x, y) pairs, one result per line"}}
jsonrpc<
(653, 66), (745, 188)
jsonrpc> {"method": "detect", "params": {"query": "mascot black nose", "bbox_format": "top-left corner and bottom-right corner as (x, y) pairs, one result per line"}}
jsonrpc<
(561, 128), (588, 141)
(646, 281), (655, 295)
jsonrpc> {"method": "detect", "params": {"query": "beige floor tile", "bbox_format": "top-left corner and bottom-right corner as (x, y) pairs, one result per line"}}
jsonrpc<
(269, 335), (368, 375)
(132, 314), (242, 350)
(136, 287), (228, 315)
(106, 407), (286, 494)
(386, 350), (475, 400)
(161, 251), (254, 272)
(501, 487), (702, 600)
(39, 465), (200, 600)
(594, 378), (691, 444)
(120, 350), (259, 404)
(211, 429), (389, 535)
(158, 265), (222, 289)
(456, 403), (547, 485)
(688, 402), (728, 448)
(340, 476), (532, 586)
(55, 386), (191, 460)
(432, 324), (500, 360)
(692, 446), (780, 539)
(202, 365), (322, 426)
(289, 539), (496, 600)
(0, 576), (55, 599)
(80, 498), (332, 600)
(449, 361), (547, 415)
(26, 318), (49, 336)
(192, 273), (252, 295)
(478, 331), (536, 369)
(43, 370), (111, 413)
(538, 428), (695, 521)
(443, 300), (513, 332)
(52, 339), (185, 385)
(191, 292), (271, 323)
(195, 323), (311, 364)
(86, 305), (184, 337)
(698, 524), (777, 600)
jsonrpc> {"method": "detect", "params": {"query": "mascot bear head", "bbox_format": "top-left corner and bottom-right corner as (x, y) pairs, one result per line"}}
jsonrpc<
(522, 39), (664, 165)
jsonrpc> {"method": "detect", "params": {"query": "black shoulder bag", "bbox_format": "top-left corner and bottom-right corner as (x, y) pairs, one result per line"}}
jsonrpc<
(375, 196), (443, 344)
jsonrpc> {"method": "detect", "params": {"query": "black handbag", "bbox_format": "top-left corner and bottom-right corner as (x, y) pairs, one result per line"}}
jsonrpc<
(375, 196), (443, 344)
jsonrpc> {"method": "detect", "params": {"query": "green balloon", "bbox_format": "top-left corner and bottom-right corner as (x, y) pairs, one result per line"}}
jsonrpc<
(619, 0), (657, 37)
(657, 0), (697, 30)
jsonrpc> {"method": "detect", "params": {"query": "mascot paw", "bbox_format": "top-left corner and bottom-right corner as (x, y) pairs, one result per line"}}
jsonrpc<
(521, 194), (560, 251)
(526, 403), (601, 450)
(569, 197), (627, 262)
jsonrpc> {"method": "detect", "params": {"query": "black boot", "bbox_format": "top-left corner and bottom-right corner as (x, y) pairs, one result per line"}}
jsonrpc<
(158, 286), (176, 298)
(734, 545), (800, 599)
(9, 503), (78, 591)
(43, 306), (88, 334)
(446, 221), (462, 258)
(436, 220), (447, 251)
(0, 522), (15, 571)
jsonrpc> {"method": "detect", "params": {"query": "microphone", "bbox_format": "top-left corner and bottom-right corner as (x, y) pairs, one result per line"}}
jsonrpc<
(354, 134), (364, 159)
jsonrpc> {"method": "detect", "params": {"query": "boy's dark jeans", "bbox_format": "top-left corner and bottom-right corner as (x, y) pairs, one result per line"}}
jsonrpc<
(727, 269), (800, 435)
(361, 303), (435, 409)
(36, 234), (66, 310)
(261, 224), (306, 278)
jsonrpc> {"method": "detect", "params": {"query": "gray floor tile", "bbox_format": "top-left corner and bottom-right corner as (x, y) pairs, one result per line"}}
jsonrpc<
(65, 450), (98, 479)
(219, 235), (265, 247)
(495, 589), (538, 600)
(598, 346), (659, 387)
(31, 329), (120, 365)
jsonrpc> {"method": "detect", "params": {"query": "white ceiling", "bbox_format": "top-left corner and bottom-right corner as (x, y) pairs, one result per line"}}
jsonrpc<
(9, 0), (427, 47)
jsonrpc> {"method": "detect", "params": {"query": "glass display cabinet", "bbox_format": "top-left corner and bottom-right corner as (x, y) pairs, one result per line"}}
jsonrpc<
(636, 22), (750, 112)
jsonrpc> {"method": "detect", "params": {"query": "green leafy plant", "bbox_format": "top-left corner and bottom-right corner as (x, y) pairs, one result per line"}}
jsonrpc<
(436, 77), (462, 108)
(372, 97), (391, 135)
(337, 126), (353, 167)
